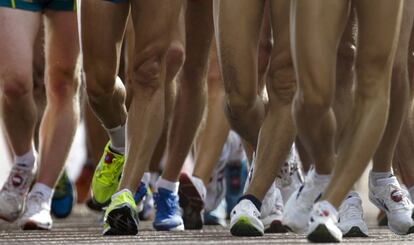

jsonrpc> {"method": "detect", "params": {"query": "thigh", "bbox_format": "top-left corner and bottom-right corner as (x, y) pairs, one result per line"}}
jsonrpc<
(292, 0), (350, 97)
(80, 0), (130, 82)
(0, 8), (41, 86)
(131, 0), (183, 56)
(214, 0), (265, 98)
(355, 0), (403, 78)
(44, 10), (80, 82)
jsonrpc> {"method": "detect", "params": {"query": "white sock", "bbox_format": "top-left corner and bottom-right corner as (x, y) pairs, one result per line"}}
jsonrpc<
(313, 170), (331, 184)
(105, 124), (125, 154)
(156, 177), (179, 194)
(15, 146), (36, 169)
(408, 186), (414, 202)
(31, 183), (54, 206)
(370, 170), (393, 186)
(150, 172), (159, 189)
(142, 172), (150, 186)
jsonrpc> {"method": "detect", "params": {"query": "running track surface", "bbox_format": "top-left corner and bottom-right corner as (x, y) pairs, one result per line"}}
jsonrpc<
(0, 205), (413, 244)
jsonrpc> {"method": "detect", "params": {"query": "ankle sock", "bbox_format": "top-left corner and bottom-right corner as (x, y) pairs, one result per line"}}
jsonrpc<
(15, 146), (36, 169)
(156, 177), (179, 194)
(142, 172), (150, 187)
(313, 170), (331, 184)
(105, 124), (125, 154)
(370, 170), (393, 186)
(31, 183), (54, 206)
(239, 194), (262, 211)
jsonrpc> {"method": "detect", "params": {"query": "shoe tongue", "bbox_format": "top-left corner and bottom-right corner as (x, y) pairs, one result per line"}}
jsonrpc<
(376, 176), (398, 187)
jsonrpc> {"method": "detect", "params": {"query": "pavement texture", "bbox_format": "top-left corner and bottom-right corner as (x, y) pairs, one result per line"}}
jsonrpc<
(1, 205), (414, 245)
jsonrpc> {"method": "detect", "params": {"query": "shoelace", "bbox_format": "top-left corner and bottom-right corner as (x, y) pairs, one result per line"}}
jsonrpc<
(155, 193), (178, 217)
(340, 201), (363, 220)
(26, 192), (47, 214)
(97, 155), (123, 185)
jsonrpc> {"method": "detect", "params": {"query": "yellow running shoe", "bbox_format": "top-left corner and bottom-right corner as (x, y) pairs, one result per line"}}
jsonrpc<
(91, 142), (124, 207)
(103, 189), (139, 235)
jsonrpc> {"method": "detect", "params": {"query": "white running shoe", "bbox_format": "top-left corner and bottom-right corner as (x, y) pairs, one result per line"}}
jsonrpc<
(283, 168), (329, 233)
(0, 163), (36, 222)
(260, 183), (287, 233)
(307, 201), (342, 243)
(369, 174), (414, 235)
(205, 159), (226, 213)
(19, 191), (53, 230)
(275, 144), (304, 203)
(338, 191), (368, 237)
(230, 199), (264, 236)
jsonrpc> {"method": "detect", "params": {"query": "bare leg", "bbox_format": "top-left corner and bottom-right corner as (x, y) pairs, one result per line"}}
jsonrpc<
(215, 0), (265, 148)
(161, 0), (213, 182)
(36, 11), (80, 188)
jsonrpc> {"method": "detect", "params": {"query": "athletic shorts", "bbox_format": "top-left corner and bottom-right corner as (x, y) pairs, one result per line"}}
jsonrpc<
(104, 0), (128, 3)
(0, 0), (76, 12)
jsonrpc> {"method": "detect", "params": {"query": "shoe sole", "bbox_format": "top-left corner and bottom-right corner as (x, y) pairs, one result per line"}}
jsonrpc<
(307, 224), (340, 243)
(264, 220), (288, 233)
(230, 216), (263, 237)
(87, 197), (110, 211)
(104, 205), (139, 235)
(22, 221), (50, 231)
(179, 173), (203, 230)
(343, 226), (368, 238)
(153, 223), (185, 231)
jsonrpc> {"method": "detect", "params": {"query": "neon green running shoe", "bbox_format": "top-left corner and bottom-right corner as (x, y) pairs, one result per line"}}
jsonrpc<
(91, 142), (124, 207)
(103, 189), (139, 236)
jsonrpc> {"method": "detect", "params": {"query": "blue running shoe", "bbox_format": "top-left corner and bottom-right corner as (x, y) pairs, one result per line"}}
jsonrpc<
(51, 171), (76, 218)
(134, 182), (147, 204)
(225, 159), (248, 217)
(153, 188), (184, 231)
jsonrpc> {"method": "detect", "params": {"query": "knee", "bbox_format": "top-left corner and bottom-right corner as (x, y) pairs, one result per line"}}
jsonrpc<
(356, 53), (393, 98)
(0, 72), (32, 100)
(131, 47), (168, 93)
(166, 42), (185, 80)
(47, 64), (80, 102)
(84, 62), (117, 100)
(267, 56), (296, 105)
(226, 88), (257, 117)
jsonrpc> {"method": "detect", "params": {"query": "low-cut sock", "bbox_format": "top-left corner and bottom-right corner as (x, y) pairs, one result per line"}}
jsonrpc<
(15, 145), (36, 169)
(313, 170), (331, 184)
(31, 183), (54, 207)
(105, 124), (125, 154)
(370, 170), (393, 186)
(142, 172), (150, 187)
(239, 194), (262, 211)
(156, 177), (179, 194)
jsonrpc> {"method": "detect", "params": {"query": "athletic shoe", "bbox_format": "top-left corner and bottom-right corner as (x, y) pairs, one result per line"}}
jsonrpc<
(103, 189), (139, 236)
(369, 174), (414, 235)
(275, 144), (304, 203)
(225, 159), (248, 216)
(51, 170), (76, 218)
(338, 191), (368, 237)
(205, 158), (227, 213)
(153, 188), (184, 231)
(261, 183), (287, 233)
(229, 199), (264, 236)
(91, 142), (125, 207)
(307, 201), (342, 243)
(139, 187), (154, 221)
(75, 160), (95, 203)
(283, 168), (329, 233)
(178, 173), (206, 230)
(19, 191), (53, 230)
(204, 199), (227, 227)
(0, 163), (36, 222)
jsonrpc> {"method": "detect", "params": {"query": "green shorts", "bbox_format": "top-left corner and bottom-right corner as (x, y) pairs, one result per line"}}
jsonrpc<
(0, 0), (76, 12)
